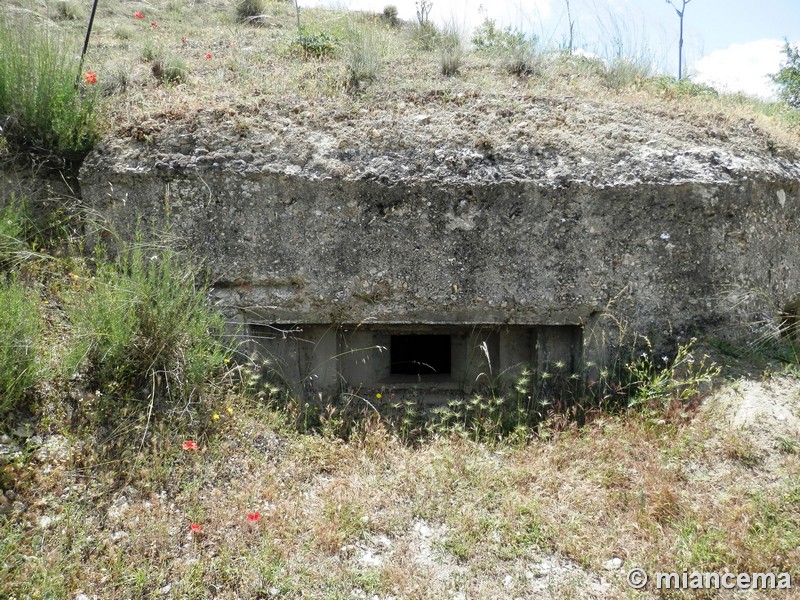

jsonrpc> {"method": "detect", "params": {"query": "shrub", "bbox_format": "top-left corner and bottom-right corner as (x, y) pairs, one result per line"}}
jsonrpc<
(291, 28), (338, 60)
(235, 0), (265, 24)
(505, 41), (543, 77)
(0, 16), (100, 156)
(113, 26), (134, 41)
(343, 25), (383, 89)
(55, 0), (84, 21)
(438, 28), (463, 76)
(151, 55), (190, 84)
(0, 202), (29, 271)
(471, 18), (527, 54)
(0, 278), (41, 416)
(382, 5), (399, 27)
(648, 75), (718, 98)
(603, 57), (653, 90)
(66, 244), (230, 412)
(471, 18), (540, 77)
(411, 21), (439, 51)
(625, 338), (719, 410)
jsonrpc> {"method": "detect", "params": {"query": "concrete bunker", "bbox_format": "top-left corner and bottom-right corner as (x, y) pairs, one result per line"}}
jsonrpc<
(249, 322), (582, 401)
(54, 103), (800, 406)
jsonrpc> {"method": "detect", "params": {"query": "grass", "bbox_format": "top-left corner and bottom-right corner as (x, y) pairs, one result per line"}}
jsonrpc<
(1, 0), (790, 156)
(0, 277), (41, 416)
(235, 0), (264, 25)
(342, 22), (384, 89)
(0, 14), (100, 157)
(438, 25), (464, 76)
(3, 380), (800, 597)
(64, 242), (231, 419)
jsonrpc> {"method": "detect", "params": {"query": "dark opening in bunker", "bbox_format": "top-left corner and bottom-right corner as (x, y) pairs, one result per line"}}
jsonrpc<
(390, 335), (452, 375)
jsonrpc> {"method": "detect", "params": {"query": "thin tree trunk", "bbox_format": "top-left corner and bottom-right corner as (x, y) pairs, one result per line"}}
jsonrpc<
(565, 0), (574, 54)
(678, 9), (684, 79)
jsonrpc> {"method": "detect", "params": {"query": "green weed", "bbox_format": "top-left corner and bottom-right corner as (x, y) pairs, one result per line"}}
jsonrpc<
(236, 0), (265, 25)
(343, 23), (384, 89)
(625, 337), (720, 411)
(0, 15), (100, 156)
(291, 28), (338, 60)
(54, 0), (84, 21)
(65, 243), (230, 415)
(151, 54), (191, 85)
(438, 26), (464, 76)
(0, 276), (41, 416)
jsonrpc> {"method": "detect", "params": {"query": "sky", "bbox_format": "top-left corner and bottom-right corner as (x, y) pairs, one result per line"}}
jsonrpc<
(309, 0), (800, 100)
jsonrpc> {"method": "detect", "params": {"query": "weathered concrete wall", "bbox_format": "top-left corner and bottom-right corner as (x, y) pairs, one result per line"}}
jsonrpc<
(76, 147), (800, 397)
(79, 166), (800, 329)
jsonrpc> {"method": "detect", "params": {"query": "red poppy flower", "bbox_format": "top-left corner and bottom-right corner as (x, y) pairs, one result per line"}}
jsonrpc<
(182, 440), (198, 451)
(151, 21), (158, 28)
(246, 512), (261, 523)
(189, 523), (202, 533)
(205, 53), (212, 60)
(134, 11), (144, 19)
(84, 71), (97, 85)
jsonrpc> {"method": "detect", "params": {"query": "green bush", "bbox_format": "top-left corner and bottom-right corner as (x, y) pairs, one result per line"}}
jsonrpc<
(235, 0), (265, 24)
(55, 0), (84, 21)
(66, 245), (230, 411)
(0, 16), (100, 156)
(773, 41), (800, 108)
(382, 5), (399, 27)
(603, 57), (653, 90)
(471, 18), (528, 54)
(0, 278), (41, 416)
(648, 75), (718, 98)
(438, 28), (463, 76)
(625, 338), (719, 410)
(471, 18), (540, 76)
(291, 28), (338, 60)
(505, 42), (542, 77)
(151, 55), (190, 85)
(411, 21), (439, 51)
(343, 25), (383, 89)
(0, 202), (29, 271)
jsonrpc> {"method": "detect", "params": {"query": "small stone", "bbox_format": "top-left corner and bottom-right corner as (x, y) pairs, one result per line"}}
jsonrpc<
(38, 515), (53, 529)
(504, 574), (513, 587)
(12, 424), (33, 438)
(75, 594), (91, 600)
(517, 121), (529, 129)
(269, 587), (280, 596)
(413, 114), (431, 125)
(370, 129), (381, 139)
(604, 557), (623, 571)
(4, 489), (15, 501)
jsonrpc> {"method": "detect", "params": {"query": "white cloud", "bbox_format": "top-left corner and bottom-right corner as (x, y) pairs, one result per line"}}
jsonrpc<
(691, 39), (785, 100)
